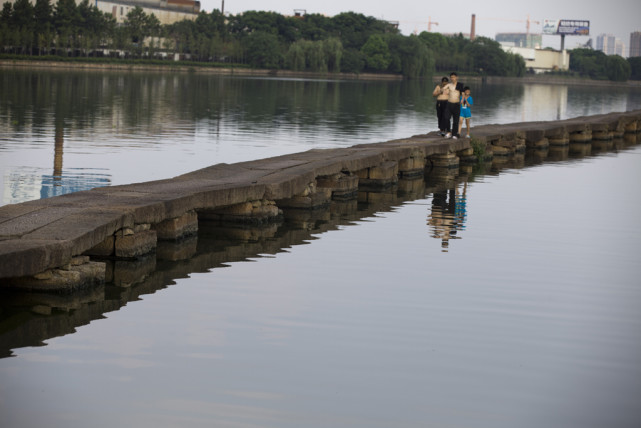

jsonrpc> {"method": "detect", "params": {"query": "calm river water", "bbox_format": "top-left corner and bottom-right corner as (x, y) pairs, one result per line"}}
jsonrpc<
(1, 69), (641, 428)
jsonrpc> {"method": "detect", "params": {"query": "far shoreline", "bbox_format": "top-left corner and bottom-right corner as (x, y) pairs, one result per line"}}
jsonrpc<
(2, 58), (640, 87)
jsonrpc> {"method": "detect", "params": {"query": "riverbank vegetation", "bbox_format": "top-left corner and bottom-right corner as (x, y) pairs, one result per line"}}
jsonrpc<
(567, 48), (638, 82)
(0, 0), (525, 78)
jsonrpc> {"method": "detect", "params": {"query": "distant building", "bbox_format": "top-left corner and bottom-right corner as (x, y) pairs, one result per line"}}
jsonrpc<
(495, 33), (542, 49)
(630, 32), (641, 57)
(501, 46), (570, 73)
(3, 0), (200, 25)
(94, 0), (200, 25)
(596, 33), (623, 56)
(614, 39), (625, 57)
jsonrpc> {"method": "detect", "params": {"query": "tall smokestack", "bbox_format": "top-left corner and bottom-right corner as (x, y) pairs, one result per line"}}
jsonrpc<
(471, 14), (476, 40)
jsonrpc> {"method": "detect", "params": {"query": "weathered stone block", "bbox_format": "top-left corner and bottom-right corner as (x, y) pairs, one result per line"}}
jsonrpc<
(456, 148), (474, 157)
(3, 259), (106, 291)
(357, 161), (399, 189)
(369, 161), (399, 180)
(153, 210), (198, 240)
(526, 137), (549, 149)
(84, 235), (115, 257)
(200, 200), (281, 224)
(491, 145), (512, 156)
(115, 229), (157, 258)
(548, 135), (570, 146)
(278, 188), (332, 209)
(569, 130), (592, 143)
(317, 173), (359, 201)
(429, 153), (460, 169)
(591, 130), (612, 141)
(624, 120), (638, 133)
(398, 156), (426, 173)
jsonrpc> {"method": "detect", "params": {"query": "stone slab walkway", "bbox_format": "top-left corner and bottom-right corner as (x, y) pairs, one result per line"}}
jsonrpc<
(1, 110), (639, 289)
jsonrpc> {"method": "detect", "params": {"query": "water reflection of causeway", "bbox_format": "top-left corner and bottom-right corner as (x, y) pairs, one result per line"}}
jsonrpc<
(1, 133), (640, 358)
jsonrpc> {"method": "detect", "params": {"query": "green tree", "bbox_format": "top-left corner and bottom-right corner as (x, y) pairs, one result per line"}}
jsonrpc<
(11, 0), (34, 53)
(54, 0), (80, 54)
(341, 48), (364, 73)
(285, 39), (307, 71)
(605, 55), (630, 81)
(34, 0), (53, 54)
(570, 48), (608, 80)
(243, 30), (281, 69)
(464, 37), (508, 75)
(386, 34), (433, 78)
(125, 6), (147, 44)
(332, 12), (397, 51)
(323, 37), (342, 73)
(361, 34), (391, 71)
(294, 13), (329, 41)
(628, 57), (641, 80)
(124, 6), (160, 56)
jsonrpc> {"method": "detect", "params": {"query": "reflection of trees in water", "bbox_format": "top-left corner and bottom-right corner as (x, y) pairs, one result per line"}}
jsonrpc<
(0, 69), (435, 136)
(427, 181), (468, 252)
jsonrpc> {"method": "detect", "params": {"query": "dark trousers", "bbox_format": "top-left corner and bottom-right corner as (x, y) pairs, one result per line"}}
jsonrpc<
(436, 100), (449, 132)
(444, 101), (461, 137)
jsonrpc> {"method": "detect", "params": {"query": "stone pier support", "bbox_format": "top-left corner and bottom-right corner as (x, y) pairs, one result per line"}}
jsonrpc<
(115, 225), (157, 259)
(153, 210), (198, 240)
(569, 129), (593, 143)
(278, 182), (333, 209)
(356, 161), (399, 189)
(591, 129), (612, 141)
(3, 256), (106, 291)
(524, 128), (549, 149)
(548, 134), (569, 146)
(624, 120), (638, 133)
(546, 127), (570, 146)
(85, 224), (157, 259)
(316, 172), (360, 201)
(456, 147), (476, 164)
(428, 153), (460, 169)
(398, 152), (427, 178)
(199, 200), (282, 224)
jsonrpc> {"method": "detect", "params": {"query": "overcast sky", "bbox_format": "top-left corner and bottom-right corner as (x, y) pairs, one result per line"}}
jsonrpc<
(201, 0), (641, 54)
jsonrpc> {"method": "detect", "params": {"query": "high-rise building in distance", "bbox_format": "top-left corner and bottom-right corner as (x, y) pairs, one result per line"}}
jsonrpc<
(630, 32), (641, 57)
(596, 34), (618, 55)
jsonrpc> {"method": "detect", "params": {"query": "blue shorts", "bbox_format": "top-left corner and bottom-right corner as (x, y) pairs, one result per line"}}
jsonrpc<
(460, 107), (471, 118)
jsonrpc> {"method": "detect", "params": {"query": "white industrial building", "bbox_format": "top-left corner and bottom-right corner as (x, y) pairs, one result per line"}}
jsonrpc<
(501, 46), (570, 73)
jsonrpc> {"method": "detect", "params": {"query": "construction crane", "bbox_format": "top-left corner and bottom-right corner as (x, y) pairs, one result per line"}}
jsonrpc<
(428, 16), (439, 32)
(477, 14), (541, 36)
(395, 17), (439, 34)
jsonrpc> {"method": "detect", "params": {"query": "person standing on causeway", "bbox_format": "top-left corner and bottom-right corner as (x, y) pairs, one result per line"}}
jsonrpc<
(444, 72), (465, 139)
(432, 76), (450, 136)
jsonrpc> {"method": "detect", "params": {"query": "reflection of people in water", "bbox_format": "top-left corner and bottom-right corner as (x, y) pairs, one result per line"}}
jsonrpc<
(427, 181), (468, 251)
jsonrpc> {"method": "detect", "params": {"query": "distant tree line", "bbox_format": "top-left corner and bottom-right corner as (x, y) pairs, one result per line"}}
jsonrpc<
(0, 1), (526, 78)
(569, 48), (640, 81)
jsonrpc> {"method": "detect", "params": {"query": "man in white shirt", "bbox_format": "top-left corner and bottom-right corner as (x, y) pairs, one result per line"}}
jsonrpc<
(444, 72), (465, 139)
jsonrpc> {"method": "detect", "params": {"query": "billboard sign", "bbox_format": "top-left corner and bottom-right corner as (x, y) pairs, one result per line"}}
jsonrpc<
(543, 19), (590, 35)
